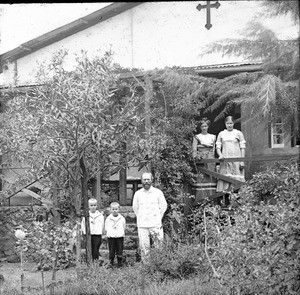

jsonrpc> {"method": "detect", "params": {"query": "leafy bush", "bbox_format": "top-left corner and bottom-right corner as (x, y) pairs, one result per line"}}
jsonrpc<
(202, 162), (300, 294)
(142, 240), (210, 281)
(73, 262), (149, 294)
(63, 262), (218, 295)
(19, 220), (75, 270)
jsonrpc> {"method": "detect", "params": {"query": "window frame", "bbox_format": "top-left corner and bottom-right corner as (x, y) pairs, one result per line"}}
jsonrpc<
(270, 120), (285, 148)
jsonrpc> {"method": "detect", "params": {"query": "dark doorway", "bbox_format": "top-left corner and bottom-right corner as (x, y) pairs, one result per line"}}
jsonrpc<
(195, 104), (241, 139)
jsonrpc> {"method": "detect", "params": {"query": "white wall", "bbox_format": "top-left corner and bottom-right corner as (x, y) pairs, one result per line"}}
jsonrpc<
(1, 1), (298, 86)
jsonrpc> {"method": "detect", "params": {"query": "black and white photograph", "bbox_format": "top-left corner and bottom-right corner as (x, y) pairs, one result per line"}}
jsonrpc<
(0, 2), (299, 294)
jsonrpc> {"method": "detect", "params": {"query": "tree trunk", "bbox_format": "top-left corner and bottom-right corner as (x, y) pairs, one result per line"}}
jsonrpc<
(52, 187), (61, 225)
(75, 214), (82, 264)
(72, 183), (82, 266)
(49, 251), (58, 295)
(119, 142), (127, 206)
(92, 172), (102, 207)
(80, 156), (92, 264)
(144, 75), (153, 172)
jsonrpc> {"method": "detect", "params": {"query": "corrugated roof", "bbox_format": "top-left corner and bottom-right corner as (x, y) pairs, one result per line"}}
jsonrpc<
(191, 62), (263, 78)
(0, 62), (263, 89)
(193, 61), (262, 69)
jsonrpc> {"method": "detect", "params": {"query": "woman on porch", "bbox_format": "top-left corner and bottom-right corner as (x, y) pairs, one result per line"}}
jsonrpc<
(192, 118), (216, 182)
(215, 116), (246, 192)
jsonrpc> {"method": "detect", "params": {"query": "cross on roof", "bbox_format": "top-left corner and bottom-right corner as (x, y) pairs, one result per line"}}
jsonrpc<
(196, 1), (221, 30)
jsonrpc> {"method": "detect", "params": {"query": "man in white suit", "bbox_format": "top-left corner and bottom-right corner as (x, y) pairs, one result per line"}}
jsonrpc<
(132, 172), (167, 261)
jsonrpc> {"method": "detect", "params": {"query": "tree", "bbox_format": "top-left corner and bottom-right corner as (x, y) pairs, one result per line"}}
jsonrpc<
(0, 50), (144, 264)
(199, 3), (299, 135)
(131, 68), (208, 200)
(261, 0), (299, 24)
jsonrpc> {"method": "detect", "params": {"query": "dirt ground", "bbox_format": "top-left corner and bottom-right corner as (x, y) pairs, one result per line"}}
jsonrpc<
(0, 262), (77, 293)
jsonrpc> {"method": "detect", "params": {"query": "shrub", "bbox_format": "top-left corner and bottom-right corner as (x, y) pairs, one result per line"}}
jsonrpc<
(64, 262), (218, 295)
(71, 262), (149, 294)
(142, 240), (210, 281)
(202, 162), (300, 294)
(19, 220), (75, 270)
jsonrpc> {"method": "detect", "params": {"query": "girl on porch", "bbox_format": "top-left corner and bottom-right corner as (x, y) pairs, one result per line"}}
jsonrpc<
(216, 116), (246, 192)
(192, 118), (217, 182)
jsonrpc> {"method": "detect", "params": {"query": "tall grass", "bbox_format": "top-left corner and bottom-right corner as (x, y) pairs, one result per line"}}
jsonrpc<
(2, 261), (220, 295)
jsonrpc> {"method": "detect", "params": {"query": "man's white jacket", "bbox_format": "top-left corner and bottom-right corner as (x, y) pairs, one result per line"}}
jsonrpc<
(132, 186), (167, 228)
(81, 210), (104, 235)
(105, 214), (126, 238)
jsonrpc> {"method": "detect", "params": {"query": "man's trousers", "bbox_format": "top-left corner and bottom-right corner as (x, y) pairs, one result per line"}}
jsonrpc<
(138, 227), (164, 261)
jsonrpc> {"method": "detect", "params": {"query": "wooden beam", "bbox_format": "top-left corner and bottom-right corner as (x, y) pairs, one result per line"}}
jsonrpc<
(197, 153), (299, 164)
(207, 182), (244, 200)
(197, 167), (244, 186)
(119, 167), (127, 206)
(207, 191), (225, 199)
(91, 172), (102, 207)
(101, 179), (140, 185)
(6, 176), (45, 201)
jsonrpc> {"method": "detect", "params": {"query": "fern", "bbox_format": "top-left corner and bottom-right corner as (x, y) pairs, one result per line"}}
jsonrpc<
(201, 21), (299, 82)
(261, 0), (299, 24)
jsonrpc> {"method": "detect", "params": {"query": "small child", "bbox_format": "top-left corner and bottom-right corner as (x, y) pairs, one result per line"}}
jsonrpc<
(81, 198), (105, 261)
(105, 202), (126, 267)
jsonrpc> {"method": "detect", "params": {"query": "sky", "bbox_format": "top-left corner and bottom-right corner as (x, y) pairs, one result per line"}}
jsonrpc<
(0, 2), (298, 69)
(0, 3), (112, 54)
(0, 2), (298, 56)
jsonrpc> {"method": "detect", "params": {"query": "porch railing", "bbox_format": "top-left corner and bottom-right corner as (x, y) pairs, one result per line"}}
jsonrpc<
(194, 153), (299, 200)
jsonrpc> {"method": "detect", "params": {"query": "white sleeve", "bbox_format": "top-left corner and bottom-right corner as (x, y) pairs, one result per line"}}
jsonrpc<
(101, 215), (105, 233)
(123, 216), (126, 232)
(159, 191), (168, 218)
(216, 132), (223, 149)
(237, 131), (246, 149)
(104, 218), (108, 232)
(132, 192), (139, 216)
(81, 217), (86, 235)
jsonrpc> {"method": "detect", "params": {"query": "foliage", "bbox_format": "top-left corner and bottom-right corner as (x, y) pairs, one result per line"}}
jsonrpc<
(261, 0), (299, 24)
(233, 160), (299, 206)
(0, 50), (145, 262)
(198, 162), (300, 294)
(75, 262), (149, 294)
(202, 22), (299, 81)
(205, 71), (298, 134)
(133, 65), (298, 205)
(142, 239), (210, 281)
(135, 63), (299, 201)
(17, 220), (75, 270)
(135, 68), (207, 198)
(163, 201), (191, 244)
(0, 49), (143, 201)
(199, 12), (299, 135)
(1, 262), (221, 295)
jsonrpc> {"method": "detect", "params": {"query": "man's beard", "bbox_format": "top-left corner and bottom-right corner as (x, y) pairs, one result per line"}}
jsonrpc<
(143, 183), (151, 189)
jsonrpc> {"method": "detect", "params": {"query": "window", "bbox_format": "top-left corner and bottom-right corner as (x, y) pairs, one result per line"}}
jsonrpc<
(292, 135), (300, 147)
(291, 121), (300, 147)
(271, 120), (284, 148)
